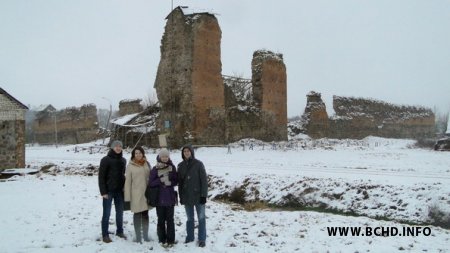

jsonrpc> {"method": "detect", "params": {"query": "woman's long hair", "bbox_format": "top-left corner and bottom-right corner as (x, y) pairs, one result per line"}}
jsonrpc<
(131, 146), (146, 161)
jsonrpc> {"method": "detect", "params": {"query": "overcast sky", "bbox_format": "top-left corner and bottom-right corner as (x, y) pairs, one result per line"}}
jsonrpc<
(1, 0), (449, 117)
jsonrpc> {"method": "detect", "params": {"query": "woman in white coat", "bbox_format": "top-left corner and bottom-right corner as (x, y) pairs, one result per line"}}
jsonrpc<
(124, 146), (151, 243)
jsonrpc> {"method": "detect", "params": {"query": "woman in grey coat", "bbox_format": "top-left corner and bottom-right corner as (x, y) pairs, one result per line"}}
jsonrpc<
(177, 145), (208, 248)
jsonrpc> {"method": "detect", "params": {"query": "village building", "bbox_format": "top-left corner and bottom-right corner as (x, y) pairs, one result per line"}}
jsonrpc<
(0, 88), (28, 169)
(110, 104), (160, 148)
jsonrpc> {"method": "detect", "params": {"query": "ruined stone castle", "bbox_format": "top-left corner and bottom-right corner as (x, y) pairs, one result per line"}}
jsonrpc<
(119, 99), (143, 116)
(154, 7), (287, 147)
(33, 104), (99, 144)
(289, 91), (435, 140)
(115, 7), (434, 148)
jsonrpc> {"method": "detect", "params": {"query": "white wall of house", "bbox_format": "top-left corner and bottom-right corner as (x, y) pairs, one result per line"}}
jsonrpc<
(0, 93), (26, 120)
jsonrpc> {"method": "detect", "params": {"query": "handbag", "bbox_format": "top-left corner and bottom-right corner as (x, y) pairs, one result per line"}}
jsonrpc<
(145, 186), (160, 207)
(124, 201), (131, 211)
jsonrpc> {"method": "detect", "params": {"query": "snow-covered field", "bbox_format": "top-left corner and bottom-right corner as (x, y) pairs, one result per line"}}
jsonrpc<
(1, 137), (449, 252)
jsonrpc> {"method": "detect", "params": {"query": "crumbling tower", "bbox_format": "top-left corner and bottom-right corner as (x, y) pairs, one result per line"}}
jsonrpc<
(154, 7), (225, 147)
(303, 91), (329, 138)
(251, 50), (288, 141)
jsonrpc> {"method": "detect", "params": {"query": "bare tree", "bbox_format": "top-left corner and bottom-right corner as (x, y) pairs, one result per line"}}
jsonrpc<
(142, 88), (159, 108)
(97, 108), (111, 130)
(223, 73), (253, 105)
(443, 111), (449, 134)
(434, 106), (450, 135)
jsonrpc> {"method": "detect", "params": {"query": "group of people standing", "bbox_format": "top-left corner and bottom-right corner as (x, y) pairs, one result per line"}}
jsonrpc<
(98, 140), (208, 248)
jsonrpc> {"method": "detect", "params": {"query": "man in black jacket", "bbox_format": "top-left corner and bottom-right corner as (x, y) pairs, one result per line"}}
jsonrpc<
(98, 140), (127, 243)
(177, 145), (208, 247)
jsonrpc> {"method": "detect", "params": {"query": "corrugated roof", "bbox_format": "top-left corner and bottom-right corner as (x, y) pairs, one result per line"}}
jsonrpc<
(111, 113), (140, 126)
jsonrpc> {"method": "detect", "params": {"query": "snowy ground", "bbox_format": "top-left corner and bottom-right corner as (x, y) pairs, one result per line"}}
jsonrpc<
(1, 137), (449, 252)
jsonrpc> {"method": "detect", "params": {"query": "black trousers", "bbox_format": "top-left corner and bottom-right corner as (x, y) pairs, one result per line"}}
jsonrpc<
(156, 206), (175, 244)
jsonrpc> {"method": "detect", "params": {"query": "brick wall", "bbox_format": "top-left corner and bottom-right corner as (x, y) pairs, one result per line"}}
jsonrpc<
(302, 92), (329, 138)
(299, 92), (436, 140)
(153, 8), (288, 147)
(329, 96), (435, 139)
(33, 104), (99, 144)
(0, 94), (26, 121)
(154, 7), (225, 147)
(190, 12), (225, 145)
(119, 99), (143, 116)
(251, 50), (288, 141)
(0, 93), (26, 169)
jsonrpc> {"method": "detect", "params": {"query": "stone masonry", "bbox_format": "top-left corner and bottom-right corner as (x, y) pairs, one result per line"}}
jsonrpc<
(0, 88), (28, 169)
(330, 96), (435, 139)
(252, 50), (288, 140)
(301, 91), (329, 138)
(154, 7), (225, 147)
(295, 91), (435, 139)
(153, 7), (288, 147)
(33, 104), (99, 144)
(223, 50), (288, 142)
(119, 99), (143, 116)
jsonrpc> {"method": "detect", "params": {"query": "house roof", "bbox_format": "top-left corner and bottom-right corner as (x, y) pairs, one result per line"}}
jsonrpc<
(111, 105), (159, 133)
(111, 113), (140, 126)
(34, 104), (56, 112)
(0, 87), (28, 110)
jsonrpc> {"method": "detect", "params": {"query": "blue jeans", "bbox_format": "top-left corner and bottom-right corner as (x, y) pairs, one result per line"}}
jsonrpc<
(101, 190), (124, 237)
(184, 204), (206, 242)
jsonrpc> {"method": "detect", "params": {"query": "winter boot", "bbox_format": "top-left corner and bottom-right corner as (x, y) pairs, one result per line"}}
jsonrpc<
(102, 236), (112, 243)
(143, 215), (150, 242)
(133, 213), (142, 243)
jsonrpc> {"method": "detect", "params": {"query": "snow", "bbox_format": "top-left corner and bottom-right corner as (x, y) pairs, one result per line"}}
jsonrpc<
(180, 6), (215, 16)
(33, 104), (55, 112)
(129, 125), (156, 134)
(182, 7), (217, 25)
(307, 91), (321, 97)
(253, 49), (283, 62)
(110, 113), (139, 126)
(1, 137), (450, 252)
(1, 168), (39, 174)
(119, 98), (141, 103)
(237, 105), (249, 111)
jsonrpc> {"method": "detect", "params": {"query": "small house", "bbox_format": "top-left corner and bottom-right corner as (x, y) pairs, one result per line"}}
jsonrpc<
(0, 87), (28, 169)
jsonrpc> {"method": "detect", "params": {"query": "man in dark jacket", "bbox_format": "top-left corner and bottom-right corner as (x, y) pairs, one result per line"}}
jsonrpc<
(177, 145), (208, 247)
(98, 140), (127, 243)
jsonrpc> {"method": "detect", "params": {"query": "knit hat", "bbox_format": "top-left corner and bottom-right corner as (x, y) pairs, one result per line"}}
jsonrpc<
(110, 140), (123, 149)
(158, 148), (170, 158)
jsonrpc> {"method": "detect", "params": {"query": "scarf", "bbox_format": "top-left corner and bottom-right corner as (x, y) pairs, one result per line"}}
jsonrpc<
(133, 158), (146, 167)
(156, 162), (172, 186)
